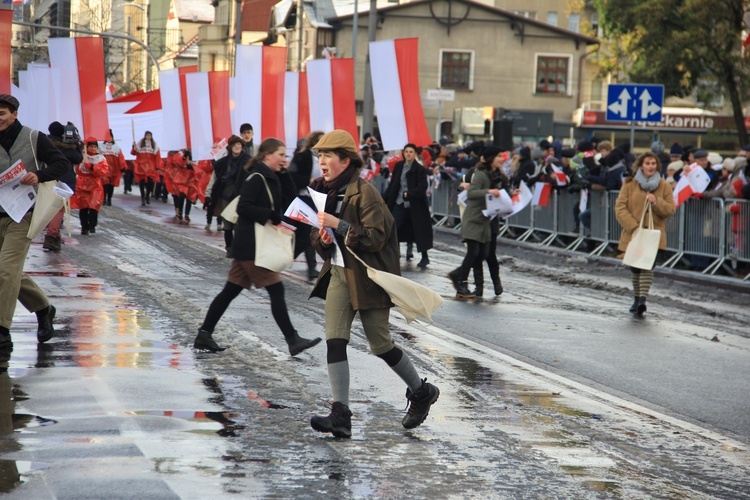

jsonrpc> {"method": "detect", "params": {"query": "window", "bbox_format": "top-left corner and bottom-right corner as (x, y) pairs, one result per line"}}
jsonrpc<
(547, 12), (558, 26)
(315, 29), (335, 59)
(568, 13), (580, 33)
(535, 55), (571, 96)
(514, 10), (537, 20)
(590, 13), (601, 37)
(440, 50), (474, 90)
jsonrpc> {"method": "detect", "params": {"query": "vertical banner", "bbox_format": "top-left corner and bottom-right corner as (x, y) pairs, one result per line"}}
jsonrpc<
(48, 37), (110, 141)
(185, 71), (233, 160)
(306, 59), (358, 142)
(298, 72), (310, 140)
(284, 72), (300, 151)
(369, 38), (431, 151)
(0, 9), (12, 95)
(234, 45), (287, 141)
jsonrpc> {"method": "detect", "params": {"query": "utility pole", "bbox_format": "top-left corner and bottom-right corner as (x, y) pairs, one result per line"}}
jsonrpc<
(362, 0), (377, 137)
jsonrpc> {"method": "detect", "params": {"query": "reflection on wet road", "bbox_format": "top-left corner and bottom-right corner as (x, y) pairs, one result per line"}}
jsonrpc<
(2, 192), (747, 498)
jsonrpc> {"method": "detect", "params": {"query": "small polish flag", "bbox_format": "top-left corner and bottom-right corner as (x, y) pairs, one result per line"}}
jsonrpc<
(233, 45), (287, 142)
(306, 58), (358, 144)
(532, 182), (552, 206)
(185, 71), (233, 161)
(48, 37), (110, 141)
(369, 38), (432, 151)
(733, 170), (748, 197)
(673, 163), (711, 206)
(551, 164), (568, 186)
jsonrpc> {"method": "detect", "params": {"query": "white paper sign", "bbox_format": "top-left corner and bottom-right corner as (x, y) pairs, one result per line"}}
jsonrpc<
(0, 160), (36, 222)
(307, 186), (344, 267)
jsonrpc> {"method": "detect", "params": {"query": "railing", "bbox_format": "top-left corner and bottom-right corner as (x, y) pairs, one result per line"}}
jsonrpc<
(430, 180), (750, 280)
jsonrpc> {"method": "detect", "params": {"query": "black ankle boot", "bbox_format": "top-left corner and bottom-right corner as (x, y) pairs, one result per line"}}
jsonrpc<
(194, 329), (226, 352)
(492, 276), (503, 296)
(473, 274), (484, 297)
(629, 297), (640, 313)
(311, 402), (352, 438)
(36, 305), (56, 343)
(285, 332), (322, 356)
(635, 297), (647, 316)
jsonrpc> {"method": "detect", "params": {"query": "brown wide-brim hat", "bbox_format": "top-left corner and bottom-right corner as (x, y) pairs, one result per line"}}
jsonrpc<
(313, 129), (357, 154)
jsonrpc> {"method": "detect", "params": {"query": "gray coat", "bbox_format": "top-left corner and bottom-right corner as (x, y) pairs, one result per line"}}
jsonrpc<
(460, 167), (492, 243)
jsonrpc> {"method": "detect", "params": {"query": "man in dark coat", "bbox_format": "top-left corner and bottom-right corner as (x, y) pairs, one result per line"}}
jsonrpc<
(383, 144), (433, 268)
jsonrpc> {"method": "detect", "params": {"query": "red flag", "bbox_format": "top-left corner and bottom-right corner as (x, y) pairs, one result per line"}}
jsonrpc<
(0, 10), (11, 94)
(532, 182), (552, 206)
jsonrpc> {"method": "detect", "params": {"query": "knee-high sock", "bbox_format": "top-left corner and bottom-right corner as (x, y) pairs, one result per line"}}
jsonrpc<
(631, 269), (641, 297)
(327, 339), (350, 406)
(378, 347), (422, 392)
(639, 269), (654, 297)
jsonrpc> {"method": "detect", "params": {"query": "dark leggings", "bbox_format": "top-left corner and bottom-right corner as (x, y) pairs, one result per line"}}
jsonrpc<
(455, 239), (490, 282)
(139, 179), (154, 200)
(326, 337), (403, 367)
(200, 281), (295, 338)
(174, 194), (193, 217)
(473, 236), (499, 284)
(79, 208), (98, 230)
(104, 184), (115, 203)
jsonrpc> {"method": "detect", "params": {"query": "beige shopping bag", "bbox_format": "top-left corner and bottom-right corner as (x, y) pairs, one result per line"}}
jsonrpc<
(622, 202), (661, 270)
(27, 181), (74, 239)
(345, 246), (444, 323)
(254, 222), (295, 272)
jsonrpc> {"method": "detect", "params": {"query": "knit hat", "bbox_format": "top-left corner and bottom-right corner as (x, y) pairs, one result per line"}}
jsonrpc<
(226, 135), (243, 149)
(531, 148), (544, 160)
(569, 153), (584, 170)
(561, 148), (576, 158)
(733, 156), (748, 171)
(48, 121), (65, 137)
(539, 139), (551, 150)
(650, 141), (665, 155)
(577, 141), (594, 152)
(85, 136), (99, 146)
(481, 146), (504, 163)
(722, 158), (737, 172)
(742, 144), (750, 152)
(666, 160), (683, 173)
(313, 129), (358, 154)
(670, 143), (683, 156)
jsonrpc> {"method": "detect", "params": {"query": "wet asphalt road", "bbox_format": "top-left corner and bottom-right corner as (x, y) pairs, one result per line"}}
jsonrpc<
(3, 192), (749, 498)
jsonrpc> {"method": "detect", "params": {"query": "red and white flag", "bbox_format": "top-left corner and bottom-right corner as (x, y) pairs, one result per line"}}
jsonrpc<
(369, 38), (432, 151)
(0, 9), (11, 94)
(732, 170), (748, 197)
(184, 71), (233, 160)
(159, 66), (196, 151)
(674, 163), (711, 206)
(284, 71), (311, 153)
(550, 165), (568, 186)
(48, 37), (110, 140)
(106, 90), (163, 160)
(532, 182), (552, 206)
(233, 45), (286, 142)
(306, 58), (358, 143)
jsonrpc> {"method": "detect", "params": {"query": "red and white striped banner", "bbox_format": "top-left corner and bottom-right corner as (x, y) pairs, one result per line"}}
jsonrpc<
(0, 9), (11, 95)
(283, 71), (311, 151)
(159, 66), (196, 151)
(233, 45), (286, 142)
(306, 58), (358, 144)
(106, 90), (162, 160)
(369, 38), (432, 151)
(185, 71), (233, 160)
(48, 37), (110, 141)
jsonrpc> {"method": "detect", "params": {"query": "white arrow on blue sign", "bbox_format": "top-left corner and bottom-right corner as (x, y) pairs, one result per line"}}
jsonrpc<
(605, 83), (665, 122)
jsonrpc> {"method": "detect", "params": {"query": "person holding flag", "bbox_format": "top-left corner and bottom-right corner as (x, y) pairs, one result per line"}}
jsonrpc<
(131, 131), (162, 206)
(100, 132), (127, 207)
(73, 137), (109, 235)
(615, 152), (675, 316)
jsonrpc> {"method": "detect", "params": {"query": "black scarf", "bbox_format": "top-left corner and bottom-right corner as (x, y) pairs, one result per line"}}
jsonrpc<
(309, 165), (359, 214)
(0, 119), (23, 154)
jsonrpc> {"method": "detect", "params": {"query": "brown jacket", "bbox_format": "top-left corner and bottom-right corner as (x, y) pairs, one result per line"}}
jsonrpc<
(310, 177), (400, 310)
(615, 175), (676, 252)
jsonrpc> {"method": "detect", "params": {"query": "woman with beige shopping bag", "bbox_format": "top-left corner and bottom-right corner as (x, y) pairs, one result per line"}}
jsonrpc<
(308, 129), (439, 438)
(615, 152), (675, 316)
(192, 138), (321, 356)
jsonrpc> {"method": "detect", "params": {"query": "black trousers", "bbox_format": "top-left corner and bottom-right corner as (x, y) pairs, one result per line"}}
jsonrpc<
(79, 208), (98, 230)
(454, 239), (489, 282)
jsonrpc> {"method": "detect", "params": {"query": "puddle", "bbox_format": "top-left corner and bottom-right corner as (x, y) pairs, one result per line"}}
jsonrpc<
(130, 411), (243, 437)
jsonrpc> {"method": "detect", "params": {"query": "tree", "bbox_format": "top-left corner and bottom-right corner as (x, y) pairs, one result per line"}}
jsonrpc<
(594, 0), (749, 146)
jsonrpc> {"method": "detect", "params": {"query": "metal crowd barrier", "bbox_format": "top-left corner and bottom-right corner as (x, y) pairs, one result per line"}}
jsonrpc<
(429, 179), (750, 279)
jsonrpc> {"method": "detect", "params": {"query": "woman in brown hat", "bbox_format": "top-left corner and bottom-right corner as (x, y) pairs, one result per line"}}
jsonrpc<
(308, 129), (439, 438)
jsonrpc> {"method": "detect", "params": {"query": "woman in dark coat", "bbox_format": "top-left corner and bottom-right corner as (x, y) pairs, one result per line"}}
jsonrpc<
(192, 138), (321, 355)
(383, 144), (433, 268)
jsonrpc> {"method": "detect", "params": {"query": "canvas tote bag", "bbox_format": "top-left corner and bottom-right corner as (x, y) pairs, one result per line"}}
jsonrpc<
(247, 173), (295, 272)
(344, 245), (444, 323)
(622, 201), (661, 270)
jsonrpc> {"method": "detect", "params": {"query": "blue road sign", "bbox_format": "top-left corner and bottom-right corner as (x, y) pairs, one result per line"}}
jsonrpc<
(606, 83), (664, 122)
